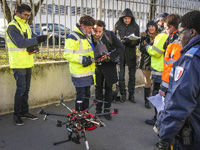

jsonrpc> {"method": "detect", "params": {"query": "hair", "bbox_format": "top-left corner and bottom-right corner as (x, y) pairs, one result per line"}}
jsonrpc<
(79, 15), (95, 26)
(94, 20), (106, 30)
(180, 10), (200, 34)
(164, 14), (180, 29)
(16, 4), (31, 14)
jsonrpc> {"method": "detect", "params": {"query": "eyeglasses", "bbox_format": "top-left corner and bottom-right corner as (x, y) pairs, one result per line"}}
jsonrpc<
(177, 28), (188, 37)
(21, 13), (31, 18)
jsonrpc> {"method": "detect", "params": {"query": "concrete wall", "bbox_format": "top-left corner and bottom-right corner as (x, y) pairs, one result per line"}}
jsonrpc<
(0, 61), (144, 114)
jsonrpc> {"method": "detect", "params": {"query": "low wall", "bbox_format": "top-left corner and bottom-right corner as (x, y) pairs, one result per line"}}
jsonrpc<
(0, 61), (144, 114)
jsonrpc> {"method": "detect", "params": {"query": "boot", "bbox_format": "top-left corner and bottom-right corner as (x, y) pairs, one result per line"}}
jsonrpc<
(83, 99), (89, 110)
(129, 95), (136, 103)
(120, 94), (126, 103)
(144, 88), (151, 109)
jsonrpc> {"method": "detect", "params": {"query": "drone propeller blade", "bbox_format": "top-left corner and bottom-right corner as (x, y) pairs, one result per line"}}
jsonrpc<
(94, 99), (108, 103)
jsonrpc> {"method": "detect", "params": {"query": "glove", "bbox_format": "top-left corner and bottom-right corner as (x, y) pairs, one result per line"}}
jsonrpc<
(36, 35), (48, 44)
(82, 56), (93, 67)
(27, 45), (39, 55)
(154, 139), (170, 150)
(122, 38), (131, 45)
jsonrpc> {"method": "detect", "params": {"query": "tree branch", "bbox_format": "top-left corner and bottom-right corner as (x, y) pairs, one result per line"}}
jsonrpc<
(0, 0), (12, 23)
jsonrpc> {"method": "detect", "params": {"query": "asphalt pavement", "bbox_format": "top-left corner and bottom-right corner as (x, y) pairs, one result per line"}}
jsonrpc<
(0, 87), (158, 150)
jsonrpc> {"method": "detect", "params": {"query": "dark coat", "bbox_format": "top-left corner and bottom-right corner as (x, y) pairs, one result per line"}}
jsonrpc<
(92, 30), (124, 86)
(114, 8), (140, 68)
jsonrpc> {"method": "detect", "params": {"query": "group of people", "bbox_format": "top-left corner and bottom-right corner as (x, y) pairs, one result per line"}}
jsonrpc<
(6, 3), (200, 150)
(64, 8), (141, 120)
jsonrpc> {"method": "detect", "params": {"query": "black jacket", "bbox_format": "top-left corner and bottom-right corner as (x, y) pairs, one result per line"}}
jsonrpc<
(139, 31), (158, 70)
(114, 9), (140, 67)
(92, 30), (124, 86)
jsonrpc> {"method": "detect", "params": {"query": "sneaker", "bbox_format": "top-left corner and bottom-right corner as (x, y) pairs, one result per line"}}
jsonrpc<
(104, 110), (112, 120)
(13, 115), (24, 126)
(21, 112), (38, 120)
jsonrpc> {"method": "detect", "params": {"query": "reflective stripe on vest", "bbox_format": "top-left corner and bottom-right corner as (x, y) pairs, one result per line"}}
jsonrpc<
(8, 47), (26, 51)
(152, 45), (164, 54)
(71, 71), (95, 78)
(64, 48), (93, 53)
(151, 70), (162, 76)
(71, 32), (82, 50)
(164, 59), (176, 65)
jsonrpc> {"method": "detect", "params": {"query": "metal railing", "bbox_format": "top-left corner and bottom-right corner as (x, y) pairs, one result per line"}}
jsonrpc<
(0, 0), (200, 64)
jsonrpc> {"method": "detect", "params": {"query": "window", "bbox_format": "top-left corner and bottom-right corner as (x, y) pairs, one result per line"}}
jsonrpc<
(48, 4), (52, 14)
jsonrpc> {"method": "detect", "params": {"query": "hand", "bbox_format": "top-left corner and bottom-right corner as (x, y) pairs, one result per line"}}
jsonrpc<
(83, 56), (93, 67)
(36, 35), (48, 44)
(143, 40), (147, 45)
(122, 38), (131, 45)
(159, 90), (166, 97)
(102, 54), (110, 62)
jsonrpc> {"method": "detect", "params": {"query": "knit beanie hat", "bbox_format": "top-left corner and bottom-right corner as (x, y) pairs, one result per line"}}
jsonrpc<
(156, 12), (169, 22)
(147, 20), (158, 30)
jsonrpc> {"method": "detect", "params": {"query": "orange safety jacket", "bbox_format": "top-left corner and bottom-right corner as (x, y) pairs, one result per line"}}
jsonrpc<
(161, 40), (182, 90)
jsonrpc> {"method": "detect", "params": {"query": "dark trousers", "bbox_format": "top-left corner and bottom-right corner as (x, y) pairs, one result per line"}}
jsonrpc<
(75, 86), (90, 111)
(152, 82), (161, 119)
(13, 68), (32, 116)
(119, 63), (136, 96)
(95, 81), (112, 112)
(179, 142), (200, 150)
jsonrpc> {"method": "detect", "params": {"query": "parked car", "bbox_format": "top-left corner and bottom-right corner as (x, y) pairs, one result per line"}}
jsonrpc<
(30, 23), (70, 45)
(0, 19), (7, 48)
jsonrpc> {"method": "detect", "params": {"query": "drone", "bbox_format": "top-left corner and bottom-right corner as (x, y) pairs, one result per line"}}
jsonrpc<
(38, 94), (118, 150)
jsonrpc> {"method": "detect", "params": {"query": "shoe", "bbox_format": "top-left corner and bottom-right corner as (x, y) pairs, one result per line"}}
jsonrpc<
(145, 100), (151, 109)
(145, 117), (156, 126)
(13, 115), (24, 126)
(156, 142), (159, 147)
(21, 112), (38, 120)
(120, 95), (126, 103)
(129, 95), (136, 103)
(104, 109), (112, 120)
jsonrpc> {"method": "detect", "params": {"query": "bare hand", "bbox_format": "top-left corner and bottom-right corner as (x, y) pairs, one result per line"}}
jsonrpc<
(143, 40), (147, 45)
(159, 90), (166, 97)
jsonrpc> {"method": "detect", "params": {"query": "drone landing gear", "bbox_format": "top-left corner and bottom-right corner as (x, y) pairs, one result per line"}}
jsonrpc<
(53, 129), (89, 150)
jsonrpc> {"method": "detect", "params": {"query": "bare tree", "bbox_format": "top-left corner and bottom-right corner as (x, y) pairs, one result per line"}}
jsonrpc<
(0, 0), (44, 24)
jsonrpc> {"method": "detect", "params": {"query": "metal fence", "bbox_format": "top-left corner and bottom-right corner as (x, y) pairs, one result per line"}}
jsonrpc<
(0, 0), (200, 63)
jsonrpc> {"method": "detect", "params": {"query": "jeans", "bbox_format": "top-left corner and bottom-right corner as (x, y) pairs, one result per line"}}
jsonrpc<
(75, 86), (91, 111)
(119, 63), (136, 96)
(13, 68), (32, 116)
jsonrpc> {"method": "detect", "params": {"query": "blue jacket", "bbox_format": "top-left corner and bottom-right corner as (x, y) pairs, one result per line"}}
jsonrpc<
(156, 34), (200, 142)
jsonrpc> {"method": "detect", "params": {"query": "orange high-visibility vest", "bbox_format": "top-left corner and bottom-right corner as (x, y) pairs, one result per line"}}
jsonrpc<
(161, 40), (182, 89)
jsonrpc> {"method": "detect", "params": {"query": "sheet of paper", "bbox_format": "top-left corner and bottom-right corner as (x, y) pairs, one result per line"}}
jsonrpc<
(124, 33), (140, 41)
(147, 94), (165, 113)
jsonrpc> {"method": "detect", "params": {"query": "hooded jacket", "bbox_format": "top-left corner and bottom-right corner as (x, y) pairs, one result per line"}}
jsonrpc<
(114, 9), (140, 67)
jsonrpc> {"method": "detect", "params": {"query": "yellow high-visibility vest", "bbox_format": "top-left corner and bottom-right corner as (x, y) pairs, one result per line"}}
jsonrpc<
(6, 15), (34, 68)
